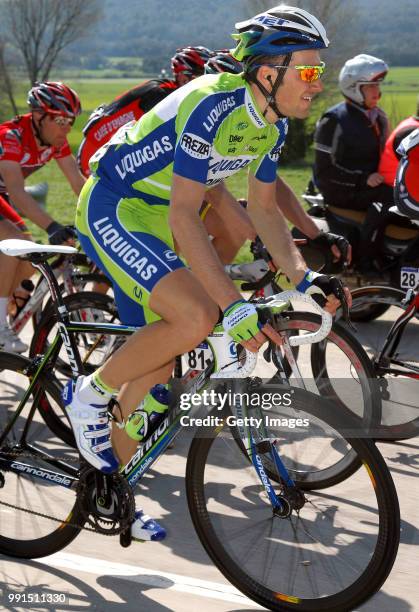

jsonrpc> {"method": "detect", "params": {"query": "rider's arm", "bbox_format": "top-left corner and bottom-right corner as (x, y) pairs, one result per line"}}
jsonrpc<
(55, 155), (86, 196)
(169, 173), (242, 310)
(314, 114), (370, 190)
(275, 176), (319, 239)
(0, 160), (54, 229)
(205, 182), (256, 241)
(247, 172), (306, 286)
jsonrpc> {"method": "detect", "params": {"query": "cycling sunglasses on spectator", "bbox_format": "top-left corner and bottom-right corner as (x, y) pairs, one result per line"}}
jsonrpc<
(52, 116), (75, 127)
(266, 61), (326, 83)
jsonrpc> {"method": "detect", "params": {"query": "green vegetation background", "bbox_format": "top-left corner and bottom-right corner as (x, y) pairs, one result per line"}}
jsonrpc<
(17, 66), (417, 262)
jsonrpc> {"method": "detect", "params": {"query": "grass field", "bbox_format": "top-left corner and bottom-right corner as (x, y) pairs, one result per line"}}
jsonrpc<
(18, 65), (419, 258)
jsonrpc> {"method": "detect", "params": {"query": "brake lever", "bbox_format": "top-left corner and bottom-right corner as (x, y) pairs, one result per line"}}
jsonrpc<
(333, 279), (357, 332)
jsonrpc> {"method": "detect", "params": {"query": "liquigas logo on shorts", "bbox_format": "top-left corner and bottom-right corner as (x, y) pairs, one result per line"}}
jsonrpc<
(180, 133), (211, 159)
(93, 217), (158, 281)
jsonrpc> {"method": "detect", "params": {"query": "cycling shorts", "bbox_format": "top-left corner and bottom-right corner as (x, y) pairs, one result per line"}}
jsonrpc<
(76, 178), (185, 326)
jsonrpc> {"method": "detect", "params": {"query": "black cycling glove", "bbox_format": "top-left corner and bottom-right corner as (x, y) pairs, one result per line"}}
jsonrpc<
(46, 222), (76, 245)
(309, 231), (350, 263)
(296, 269), (346, 307)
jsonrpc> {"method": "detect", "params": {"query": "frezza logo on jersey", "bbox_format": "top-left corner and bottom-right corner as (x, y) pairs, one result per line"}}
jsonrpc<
(180, 133), (211, 159)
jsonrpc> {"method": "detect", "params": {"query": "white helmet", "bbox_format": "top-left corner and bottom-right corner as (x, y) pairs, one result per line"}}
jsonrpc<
(339, 54), (388, 106)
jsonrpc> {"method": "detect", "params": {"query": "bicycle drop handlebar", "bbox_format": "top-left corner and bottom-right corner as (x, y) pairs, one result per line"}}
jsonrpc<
(211, 290), (332, 379)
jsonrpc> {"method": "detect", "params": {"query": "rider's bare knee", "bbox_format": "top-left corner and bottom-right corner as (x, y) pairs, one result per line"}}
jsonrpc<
(182, 300), (219, 344)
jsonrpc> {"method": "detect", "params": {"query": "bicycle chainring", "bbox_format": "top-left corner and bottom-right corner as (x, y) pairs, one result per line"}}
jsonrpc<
(77, 466), (135, 535)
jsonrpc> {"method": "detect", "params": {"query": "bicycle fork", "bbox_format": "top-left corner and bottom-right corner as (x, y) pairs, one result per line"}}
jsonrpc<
(230, 380), (304, 517)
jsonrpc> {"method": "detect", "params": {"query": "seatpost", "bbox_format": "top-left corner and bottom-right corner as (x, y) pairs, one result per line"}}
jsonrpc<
(31, 258), (67, 318)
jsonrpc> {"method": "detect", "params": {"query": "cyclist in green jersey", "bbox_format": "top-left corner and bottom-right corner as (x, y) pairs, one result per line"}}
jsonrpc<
(203, 52), (351, 265)
(63, 5), (350, 542)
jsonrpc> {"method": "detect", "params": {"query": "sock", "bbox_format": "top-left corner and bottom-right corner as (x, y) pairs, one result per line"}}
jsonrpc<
(78, 372), (118, 405)
(0, 298), (8, 326)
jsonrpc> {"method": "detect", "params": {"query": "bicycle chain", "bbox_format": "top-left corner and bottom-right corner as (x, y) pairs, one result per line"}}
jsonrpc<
(0, 451), (134, 536)
(0, 498), (102, 534)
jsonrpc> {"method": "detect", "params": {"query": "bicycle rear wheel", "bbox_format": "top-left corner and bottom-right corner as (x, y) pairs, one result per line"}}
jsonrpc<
(30, 291), (120, 378)
(186, 389), (400, 612)
(0, 352), (83, 557)
(338, 286), (419, 439)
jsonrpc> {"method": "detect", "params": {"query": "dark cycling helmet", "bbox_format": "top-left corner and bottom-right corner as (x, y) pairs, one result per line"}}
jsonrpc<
(27, 81), (81, 118)
(171, 46), (213, 78)
(395, 128), (419, 220)
(231, 5), (329, 62)
(339, 54), (388, 106)
(204, 52), (242, 75)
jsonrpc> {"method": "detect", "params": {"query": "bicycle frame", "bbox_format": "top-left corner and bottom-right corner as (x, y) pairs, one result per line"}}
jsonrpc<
(374, 288), (419, 378)
(0, 256), (299, 515)
(11, 257), (83, 334)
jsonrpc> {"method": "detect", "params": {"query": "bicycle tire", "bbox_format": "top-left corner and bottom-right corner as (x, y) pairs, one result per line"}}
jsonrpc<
(338, 285), (419, 439)
(350, 302), (391, 322)
(186, 388), (400, 612)
(30, 291), (119, 376)
(0, 352), (83, 557)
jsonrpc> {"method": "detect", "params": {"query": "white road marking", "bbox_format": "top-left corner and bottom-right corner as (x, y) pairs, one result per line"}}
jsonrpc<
(40, 551), (263, 607)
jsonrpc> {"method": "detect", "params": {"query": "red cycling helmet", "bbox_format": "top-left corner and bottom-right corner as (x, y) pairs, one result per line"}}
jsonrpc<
(27, 81), (81, 118)
(171, 46), (213, 77)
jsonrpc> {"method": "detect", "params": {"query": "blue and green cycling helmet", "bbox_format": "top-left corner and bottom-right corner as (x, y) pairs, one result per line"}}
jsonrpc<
(231, 5), (329, 119)
(231, 5), (329, 62)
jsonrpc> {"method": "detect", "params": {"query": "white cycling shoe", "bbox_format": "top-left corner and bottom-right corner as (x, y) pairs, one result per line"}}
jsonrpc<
(62, 377), (119, 474)
(0, 324), (27, 353)
(131, 510), (167, 542)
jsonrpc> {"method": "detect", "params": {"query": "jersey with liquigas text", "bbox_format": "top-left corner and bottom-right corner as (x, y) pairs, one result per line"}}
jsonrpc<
(88, 72), (288, 204)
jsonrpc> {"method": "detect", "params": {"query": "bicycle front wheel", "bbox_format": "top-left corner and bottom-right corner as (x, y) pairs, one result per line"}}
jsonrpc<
(265, 311), (380, 488)
(186, 390), (400, 612)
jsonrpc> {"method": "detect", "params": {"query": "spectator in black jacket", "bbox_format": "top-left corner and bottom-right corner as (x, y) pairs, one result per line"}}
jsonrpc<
(313, 54), (393, 273)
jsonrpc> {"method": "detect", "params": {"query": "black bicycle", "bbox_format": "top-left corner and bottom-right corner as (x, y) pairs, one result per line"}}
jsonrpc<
(335, 284), (419, 439)
(0, 238), (400, 612)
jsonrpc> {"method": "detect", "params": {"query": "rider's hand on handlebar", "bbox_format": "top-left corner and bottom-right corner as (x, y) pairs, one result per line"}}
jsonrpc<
(367, 172), (384, 188)
(46, 222), (76, 246)
(223, 300), (283, 353)
(296, 270), (352, 315)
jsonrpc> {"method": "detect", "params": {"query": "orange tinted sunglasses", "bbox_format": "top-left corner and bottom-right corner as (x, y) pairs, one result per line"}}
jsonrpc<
(268, 61), (326, 82)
